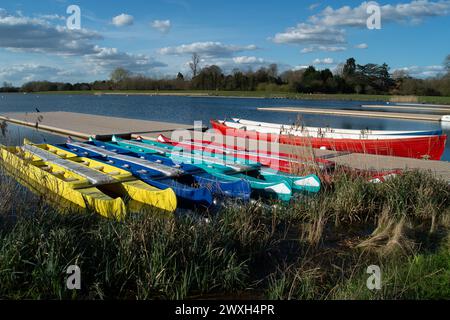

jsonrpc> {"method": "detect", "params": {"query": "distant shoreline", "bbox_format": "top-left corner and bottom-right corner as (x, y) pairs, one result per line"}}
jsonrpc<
(6, 90), (450, 105)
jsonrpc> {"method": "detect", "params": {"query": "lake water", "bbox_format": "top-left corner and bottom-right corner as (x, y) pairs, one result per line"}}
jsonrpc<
(0, 93), (449, 161)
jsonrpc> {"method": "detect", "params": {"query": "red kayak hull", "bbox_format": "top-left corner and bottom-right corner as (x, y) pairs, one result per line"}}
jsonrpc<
(211, 120), (447, 161)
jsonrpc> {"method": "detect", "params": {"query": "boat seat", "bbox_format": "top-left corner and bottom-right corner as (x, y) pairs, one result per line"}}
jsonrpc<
(67, 142), (184, 177)
(22, 145), (116, 186)
(117, 139), (171, 155)
(172, 151), (256, 173)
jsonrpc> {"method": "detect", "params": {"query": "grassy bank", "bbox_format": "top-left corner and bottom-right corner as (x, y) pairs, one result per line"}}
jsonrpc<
(0, 165), (449, 300)
(29, 90), (450, 105)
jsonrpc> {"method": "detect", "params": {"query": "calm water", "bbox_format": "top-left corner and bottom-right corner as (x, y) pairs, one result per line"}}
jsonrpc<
(0, 93), (449, 161)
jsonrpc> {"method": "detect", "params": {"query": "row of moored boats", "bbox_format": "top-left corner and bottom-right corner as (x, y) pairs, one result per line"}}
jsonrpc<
(0, 135), (321, 218)
(0, 118), (446, 218)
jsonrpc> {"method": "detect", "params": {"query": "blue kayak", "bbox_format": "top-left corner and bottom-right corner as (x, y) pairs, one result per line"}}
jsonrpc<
(56, 141), (252, 204)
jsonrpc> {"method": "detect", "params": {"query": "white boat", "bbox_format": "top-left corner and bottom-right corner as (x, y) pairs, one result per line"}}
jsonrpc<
(232, 118), (443, 137)
(224, 120), (437, 140)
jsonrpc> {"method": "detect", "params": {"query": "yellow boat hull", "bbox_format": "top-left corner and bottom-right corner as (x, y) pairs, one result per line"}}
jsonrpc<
(0, 146), (127, 219)
(2, 141), (178, 216)
(30, 142), (178, 213)
(102, 180), (177, 213)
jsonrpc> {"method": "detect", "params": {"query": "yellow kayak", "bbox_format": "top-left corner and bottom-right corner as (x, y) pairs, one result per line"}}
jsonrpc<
(0, 142), (177, 218)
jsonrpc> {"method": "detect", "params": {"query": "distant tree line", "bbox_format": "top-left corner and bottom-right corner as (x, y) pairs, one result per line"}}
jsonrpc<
(3, 54), (450, 96)
(0, 82), (19, 92)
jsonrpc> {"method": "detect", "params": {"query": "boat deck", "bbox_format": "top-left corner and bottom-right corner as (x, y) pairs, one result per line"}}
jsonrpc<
(1, 111), (449, 182)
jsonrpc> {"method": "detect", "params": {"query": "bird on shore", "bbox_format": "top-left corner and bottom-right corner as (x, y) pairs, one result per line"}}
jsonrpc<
(35, 107), (41, 113)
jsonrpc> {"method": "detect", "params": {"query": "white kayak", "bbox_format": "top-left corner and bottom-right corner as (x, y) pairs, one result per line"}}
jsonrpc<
(231, 118), (443, 137)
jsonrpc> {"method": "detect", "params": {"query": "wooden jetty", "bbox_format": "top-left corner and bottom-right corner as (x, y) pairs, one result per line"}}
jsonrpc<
(0, 111), (205, 140)
(1, 111), (449, 181)
(361, 104), (450, 113)
(257, 107), (447, 122)
(396, 103), (450, 108)
(229, 137), (450, 181)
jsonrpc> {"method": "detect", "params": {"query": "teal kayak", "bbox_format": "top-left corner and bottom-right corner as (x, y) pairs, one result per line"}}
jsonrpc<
(109, 136), (294, 201)
(115, 136), (321, 194)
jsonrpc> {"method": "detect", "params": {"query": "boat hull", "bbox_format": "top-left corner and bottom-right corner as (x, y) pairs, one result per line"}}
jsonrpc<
(211, 120), (447, 160)
(157, 134), (333, 174)
(0, 146), (127, 219)
(26, 142), (178, 213)
(113, 138), (294, 201)
(156, 135), (322, 194)
(63, 140), (251, 202)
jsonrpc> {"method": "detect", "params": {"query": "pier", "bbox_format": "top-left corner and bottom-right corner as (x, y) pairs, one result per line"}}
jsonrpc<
(0, 111), (205, 140)
(361, 104), (450, 113)
(1, 111), (449, 181)
(257, 107), (448, 122)
(243, 140), (450, 182)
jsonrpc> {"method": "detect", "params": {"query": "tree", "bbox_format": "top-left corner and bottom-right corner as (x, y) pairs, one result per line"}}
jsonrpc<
(355, 62), (394, 93)
(343, 58), (356, 78)
(334, 63), (345, 77)
(176, 72), (184, 81)
(445, 54), (450, 72)
(268, 64), (278, 78)
(2, 82), (12, 88)
(189, 53), (201, 78)
(110, 68), (131, 83)
(392, 69), (409, 80)
(192, 65), (223, 90)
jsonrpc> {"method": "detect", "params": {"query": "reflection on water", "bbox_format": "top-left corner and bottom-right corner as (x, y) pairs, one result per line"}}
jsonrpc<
(0, 93), (448, 161)
(0, 122), (67, 146)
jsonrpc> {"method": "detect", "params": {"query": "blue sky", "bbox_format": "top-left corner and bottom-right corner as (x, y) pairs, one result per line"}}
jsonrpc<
(0, 0), (449, 85)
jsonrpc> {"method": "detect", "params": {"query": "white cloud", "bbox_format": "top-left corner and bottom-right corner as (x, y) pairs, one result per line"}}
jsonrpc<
(112, 13), (134, 27)
(392, 65), (446, 78)
(293, 65), (309, 71)
(151, 19), (171, 33)
(85, 46), (167, 74)
(37, 14), (66, 21)
(0, 10), (168, 82)
(312, 57), (334, 65)
(233, 56), (266, 64)
(309, 3), (321, 10)
(0, 10), (102, 55)
(301, 45), (346, 53)
(0, 64), (82, 85)
(272, 1), (450, 50)
(309, 0), (450, 28)
(355, 43), (368, 49)
(179, 55), (277, 74)
(272, 23), (346, 45)
(159, 41), (258, 57)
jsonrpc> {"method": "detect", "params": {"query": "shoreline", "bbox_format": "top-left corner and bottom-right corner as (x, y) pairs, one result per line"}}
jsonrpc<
(8, 90), (449, 104)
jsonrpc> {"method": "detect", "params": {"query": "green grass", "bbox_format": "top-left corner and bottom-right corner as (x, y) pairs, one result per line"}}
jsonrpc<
(27, 90), (450, 104)
(330, 237), (450, 299)
(0, 167), (449, 299)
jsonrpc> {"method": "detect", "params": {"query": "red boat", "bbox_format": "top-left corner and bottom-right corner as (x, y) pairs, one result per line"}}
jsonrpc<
(211, 120), (447, 161)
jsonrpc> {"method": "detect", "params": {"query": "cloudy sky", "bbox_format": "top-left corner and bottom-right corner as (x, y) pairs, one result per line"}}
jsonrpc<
(0, 0), (449, 85)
